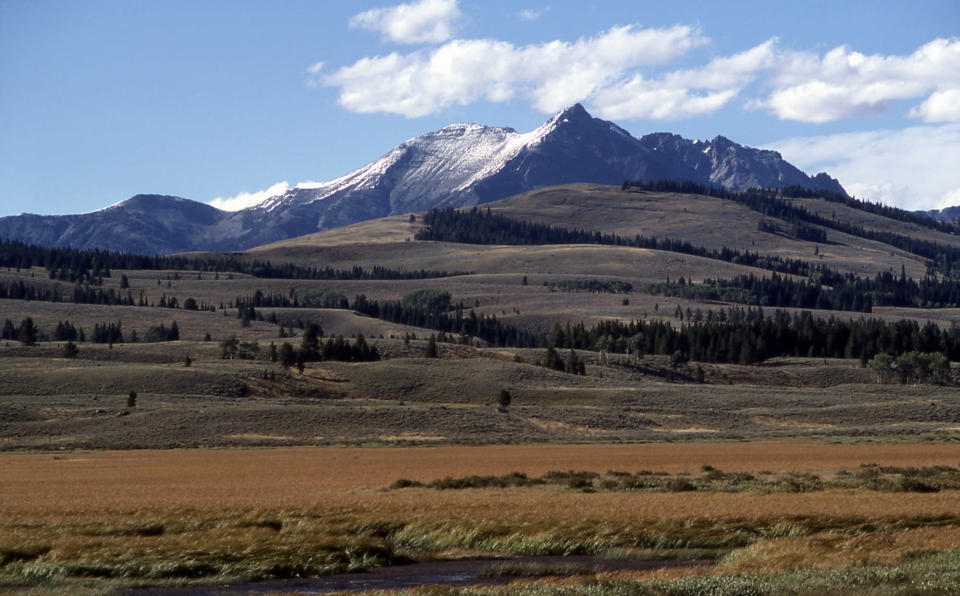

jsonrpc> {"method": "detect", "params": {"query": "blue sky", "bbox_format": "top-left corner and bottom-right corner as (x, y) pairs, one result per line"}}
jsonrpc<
(1, 0), (958, 217)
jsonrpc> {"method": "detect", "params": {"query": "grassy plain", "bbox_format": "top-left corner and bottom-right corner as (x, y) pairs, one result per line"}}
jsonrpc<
(6, 185), (960, 592)
(4, 443), (960, 593)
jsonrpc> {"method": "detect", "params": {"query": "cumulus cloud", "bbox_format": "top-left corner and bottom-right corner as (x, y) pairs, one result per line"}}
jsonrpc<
(322, 24), (706, 117)
(350, 0), (462, 44)
(592, 39), (777, 120)
(909, 88), (960, 123)
(209, 181), (291, 211)
(765, 124), (960, 210)
(759, 37), (960, 122)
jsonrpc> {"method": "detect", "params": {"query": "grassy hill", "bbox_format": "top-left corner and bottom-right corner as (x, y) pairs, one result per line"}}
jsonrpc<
(4, 183), (960, 449)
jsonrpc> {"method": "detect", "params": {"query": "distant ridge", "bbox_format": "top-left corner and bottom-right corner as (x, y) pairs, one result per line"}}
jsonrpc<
(0, 104), (846, 254)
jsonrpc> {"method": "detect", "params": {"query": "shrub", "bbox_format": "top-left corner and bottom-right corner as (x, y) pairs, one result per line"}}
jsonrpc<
(497, 388), (512, 411)
(61, 341), (79, 358)
(127, 391), (137, 408)
(665, 478), (696, 492)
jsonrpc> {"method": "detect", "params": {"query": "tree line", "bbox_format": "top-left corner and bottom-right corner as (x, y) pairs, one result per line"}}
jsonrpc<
(547, 307), (960, 365)
(2, 318), (180, 345)
(648, 269), (960, 313)
(624, 179), (960, 235)
(546, 279), (633, 293)
(416, 207), (825, 277)
(0, 280), (137, 306)
(0, 237), (468, 282)
(622, 180), (960, 277)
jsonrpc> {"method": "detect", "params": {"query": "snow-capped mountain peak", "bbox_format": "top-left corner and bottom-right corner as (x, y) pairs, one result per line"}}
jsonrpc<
(0, 104), (847, 254)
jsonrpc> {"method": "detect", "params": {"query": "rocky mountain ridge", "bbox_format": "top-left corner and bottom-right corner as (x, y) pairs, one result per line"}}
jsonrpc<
(0, 104), (846, 254)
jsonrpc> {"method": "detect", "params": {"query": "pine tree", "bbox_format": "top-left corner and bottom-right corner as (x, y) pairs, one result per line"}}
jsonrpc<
(18, 317), (37, 345)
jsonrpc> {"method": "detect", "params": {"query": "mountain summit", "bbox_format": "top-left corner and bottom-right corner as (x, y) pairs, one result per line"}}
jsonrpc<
(0, 105), (846, 253)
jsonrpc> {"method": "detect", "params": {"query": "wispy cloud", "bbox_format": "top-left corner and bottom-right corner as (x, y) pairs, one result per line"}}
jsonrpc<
(350, 0), (462, 44)
(209, 181), (292, 211)
(208, 180), (332, 211)
(321, 24), (706, 117)
(518, 8), (546, 21)
(766, 124), (960, 210)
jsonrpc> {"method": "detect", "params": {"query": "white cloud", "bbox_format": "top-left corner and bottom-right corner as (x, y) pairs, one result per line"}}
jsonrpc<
(322, 24), (706, 117)
(305, 61), (324, 75)
(209, 181), (291, 211)
(909, 88), (960, 123)
(592, 39), (777, 120)
(759, 38), (960, 122)
(765, 124), (960, 210)
(518, 8), (546, 21)
(208, 181), (331, 211)
(936, 187), (960, 211)
(350, 0), (462, 44)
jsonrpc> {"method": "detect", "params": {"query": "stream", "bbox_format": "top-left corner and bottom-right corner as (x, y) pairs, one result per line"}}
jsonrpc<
(122, 555), (713, 595)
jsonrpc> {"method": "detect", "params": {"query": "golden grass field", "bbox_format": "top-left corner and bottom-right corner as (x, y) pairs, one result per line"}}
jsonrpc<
(7, 441), (960, 511)
(4, 442), (960, 593)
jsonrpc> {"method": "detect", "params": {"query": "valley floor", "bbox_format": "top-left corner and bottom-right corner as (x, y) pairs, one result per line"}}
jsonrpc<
(3, 443), (960, 594)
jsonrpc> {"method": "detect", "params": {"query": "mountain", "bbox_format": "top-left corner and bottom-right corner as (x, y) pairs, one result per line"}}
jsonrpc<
(0, 195), (234, 254)
(922, 206), (960, 223)
(0, 104), (847, 254)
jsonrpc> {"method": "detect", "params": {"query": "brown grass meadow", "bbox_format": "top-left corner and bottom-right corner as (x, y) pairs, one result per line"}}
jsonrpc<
(4, 442), (960, 592)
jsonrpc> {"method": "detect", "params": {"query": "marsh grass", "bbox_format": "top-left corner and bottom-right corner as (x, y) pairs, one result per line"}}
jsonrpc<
(392, 464), (960, 494)
(9, 510), (960, 590)
(375, 551), (960, 595)
(7, 446), (960, 590)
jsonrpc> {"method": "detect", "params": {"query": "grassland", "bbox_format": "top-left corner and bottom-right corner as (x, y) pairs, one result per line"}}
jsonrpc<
(6, 184), (960, 592)
(3, 443), (960, 593)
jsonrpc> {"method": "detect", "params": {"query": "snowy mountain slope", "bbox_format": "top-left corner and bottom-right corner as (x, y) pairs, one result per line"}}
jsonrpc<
(0, 104), (847, 253)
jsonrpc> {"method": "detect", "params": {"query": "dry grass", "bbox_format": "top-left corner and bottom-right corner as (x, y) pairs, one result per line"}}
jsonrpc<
(4, 443), (960, 591)
(5, 442), (960, 513)
(720, 526), (960, 572)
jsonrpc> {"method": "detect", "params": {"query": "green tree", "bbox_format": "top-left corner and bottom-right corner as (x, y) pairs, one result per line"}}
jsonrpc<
(279, 342), (296, 368)
(18, 317), (37, 345)
(62, 340), (79, 358)
(301, 323), (321, 359)
(2, 319), (17, 340)
(870, 353), (894, 383)
(219, 335), (239, 359)
(425, 334), (438, 358)
(565, 349), (585, 375)
(403, 289), (452, 312)
(497, 388), (512, 412)
(930, 352), (951, 385)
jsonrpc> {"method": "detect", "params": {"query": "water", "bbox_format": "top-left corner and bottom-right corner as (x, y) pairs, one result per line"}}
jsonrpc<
(122, 556), (712, 595)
